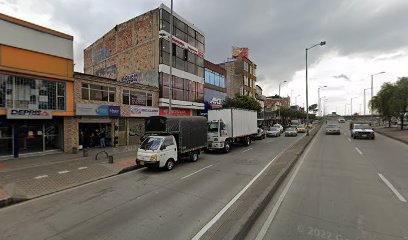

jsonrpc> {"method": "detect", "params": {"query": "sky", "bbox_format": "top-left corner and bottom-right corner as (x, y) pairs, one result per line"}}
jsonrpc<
(1, 0), (408, 115)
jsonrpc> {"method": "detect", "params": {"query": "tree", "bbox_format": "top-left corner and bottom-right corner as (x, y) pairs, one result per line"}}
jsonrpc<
(308, 104), (318, 113)
(224, 95), (262, 112)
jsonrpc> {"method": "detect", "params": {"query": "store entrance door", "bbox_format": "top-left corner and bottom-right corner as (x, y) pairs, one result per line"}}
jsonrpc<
(17, 124), (44, 154)
(79, 123), (112, 148)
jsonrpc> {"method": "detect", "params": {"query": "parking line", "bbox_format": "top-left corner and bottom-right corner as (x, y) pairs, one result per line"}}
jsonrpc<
(378, 173), (407, 202)
(242, 148), (253, 153)
(34, 175), (48, 179)
(181, 165), (213, 180)
(58, 170), (70, 174)
(355, 147), (363, 155)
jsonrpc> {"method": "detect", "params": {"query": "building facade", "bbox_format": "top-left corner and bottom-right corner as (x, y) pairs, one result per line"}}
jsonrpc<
(201, 60), (227, 116)
(0, 13), (74, 157)
(221, 57), (257, 98)
(264, 96), (290, 125)
(64, 73), (159, 152)
(255, 85), (266, 126)
(83, 4), (205, 116)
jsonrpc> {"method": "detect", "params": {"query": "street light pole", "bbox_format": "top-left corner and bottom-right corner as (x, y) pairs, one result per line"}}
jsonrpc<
(168, 0), (174, 116)
(318, 85), (327, 117)
(371, 71), (385, 121)
(363, 88), (371, 116)
(278, 80), (287, 124)
(278, 80), (287, 97)
(306, 41), (326, 136)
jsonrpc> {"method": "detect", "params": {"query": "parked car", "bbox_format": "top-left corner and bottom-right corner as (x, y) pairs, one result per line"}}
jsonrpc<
(296, 124), (306, 133)
(326, 124), (341, 135)
(285, 127), (298, 137)
(253, 127), (266, 140)
(351, 123), (375, 140)
(273, 124), (284, 133)
(266, 127), (281, 137)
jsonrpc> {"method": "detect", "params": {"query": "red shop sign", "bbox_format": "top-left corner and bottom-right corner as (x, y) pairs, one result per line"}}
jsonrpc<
(160, 107), (192, 116)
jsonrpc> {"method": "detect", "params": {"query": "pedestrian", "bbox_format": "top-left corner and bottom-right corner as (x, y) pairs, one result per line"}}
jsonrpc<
(99, 129), (106, 148)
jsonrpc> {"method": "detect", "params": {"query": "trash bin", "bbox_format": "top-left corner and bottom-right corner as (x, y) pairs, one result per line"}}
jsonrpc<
(83, 148), (89, 157)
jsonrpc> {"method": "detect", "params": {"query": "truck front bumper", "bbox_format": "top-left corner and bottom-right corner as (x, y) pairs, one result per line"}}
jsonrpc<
(208, 142), (224, 149)
(136, 159), (160, 168)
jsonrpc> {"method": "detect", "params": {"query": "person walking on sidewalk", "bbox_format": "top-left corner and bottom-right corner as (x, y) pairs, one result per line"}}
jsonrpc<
(99, 129), (106, 148)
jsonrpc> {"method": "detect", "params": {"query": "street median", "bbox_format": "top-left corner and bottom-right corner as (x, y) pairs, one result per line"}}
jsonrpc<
(200, 124), (322, 240)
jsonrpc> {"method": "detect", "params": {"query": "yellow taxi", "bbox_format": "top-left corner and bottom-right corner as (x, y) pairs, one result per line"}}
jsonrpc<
(296, 124), (306, 133)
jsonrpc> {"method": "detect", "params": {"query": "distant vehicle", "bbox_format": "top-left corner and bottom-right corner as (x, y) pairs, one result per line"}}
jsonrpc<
(285, 127), (298, 137)
(296, 124), (306, 133)
(351, 123), (375, 140)
(207, 108), (258, 153)
(253, 127), (266, 140)
(136, 116), (208, 170)
(291, 119), (301, 126)
(338, 118), (346, 123)
(326, 124), (341, 135)
(266, 127), (281, 137)
(312, 120), (320, 124)
(273, 124), (284, 133)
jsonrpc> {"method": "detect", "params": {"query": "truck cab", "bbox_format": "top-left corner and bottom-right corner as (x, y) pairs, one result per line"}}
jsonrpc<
(136, 135), (178, 170)
(207, 120), (229, 151)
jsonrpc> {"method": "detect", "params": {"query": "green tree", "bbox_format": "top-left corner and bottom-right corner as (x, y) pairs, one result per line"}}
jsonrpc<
(224, 95), (262, 112)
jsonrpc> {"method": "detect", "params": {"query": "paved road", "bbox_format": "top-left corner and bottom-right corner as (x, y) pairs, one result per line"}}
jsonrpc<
(248, 122), (408, 240)
(0, 133), (302, 240)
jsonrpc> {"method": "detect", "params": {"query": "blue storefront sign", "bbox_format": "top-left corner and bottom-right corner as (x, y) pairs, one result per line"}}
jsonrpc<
(76, 104), (121, 116)
(201, 88), (226, 115)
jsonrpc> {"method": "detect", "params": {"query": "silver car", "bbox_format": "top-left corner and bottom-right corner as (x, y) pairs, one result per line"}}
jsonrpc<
(285, 127), (298, 137)
(326, 124), (341, 135)
(266, 127), (281, 137)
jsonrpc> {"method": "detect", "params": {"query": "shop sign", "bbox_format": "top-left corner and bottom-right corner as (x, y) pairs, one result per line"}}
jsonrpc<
(130, 106), (159, 117)
(76, 104), (121, 117)
(7, 109), (53, 119)
(159, 107), (192, 116)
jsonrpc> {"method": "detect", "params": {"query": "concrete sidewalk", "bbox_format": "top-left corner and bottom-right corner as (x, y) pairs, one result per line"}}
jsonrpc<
(0, 145), (139, 207)
(375, 127), (408, 145)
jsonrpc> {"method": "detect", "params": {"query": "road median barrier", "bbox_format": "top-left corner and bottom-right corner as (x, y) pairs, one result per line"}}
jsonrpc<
(200, 124), (322, 240)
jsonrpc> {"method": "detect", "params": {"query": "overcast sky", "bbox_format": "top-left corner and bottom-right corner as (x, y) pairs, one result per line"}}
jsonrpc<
(2, 0), (408, 115)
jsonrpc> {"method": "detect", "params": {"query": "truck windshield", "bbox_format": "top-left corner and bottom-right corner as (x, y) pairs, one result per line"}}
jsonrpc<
(208, 122), (219, 133)
(140, 137), (163, 151)
(354, 124), (371, 129)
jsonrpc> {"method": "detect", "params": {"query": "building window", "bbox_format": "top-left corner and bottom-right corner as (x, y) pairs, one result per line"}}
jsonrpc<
(82, 83), (115, 102)
(159, 72), (203, 103)
(122, 89), (153, 107)
(204, 69), (226, 89)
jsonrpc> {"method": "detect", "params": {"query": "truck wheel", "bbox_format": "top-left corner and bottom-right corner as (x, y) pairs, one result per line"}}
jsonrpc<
(165, 159), (175, 171)
(224, 141), (231, 153)
(244, 137), (251, 146)
(190, 152), (199, 162)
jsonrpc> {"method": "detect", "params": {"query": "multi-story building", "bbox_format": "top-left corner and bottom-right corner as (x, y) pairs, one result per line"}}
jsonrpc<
(255, 85), (266, 126)
(220, 57), (257, 98)
(63, 73), (159, 151)
(83, 4), (205, 116)
(201, 60), (227, 116)
(0, 13), (74, 157)
(264, 96), (290, 125)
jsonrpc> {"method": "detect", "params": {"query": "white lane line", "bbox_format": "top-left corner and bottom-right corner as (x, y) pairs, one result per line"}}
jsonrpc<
(78, 167), (88, 170)
(34, 175), (48, 179)
(242, 148), (253, 153)
(181, 165), (213, 180)
(355, 147), (363, 155)
(348, 138), (351, 142)
(378, 173), (407, 202)
(58, 170), (70, 174)
(255, 127), (319, 240)
(192, 134), (306, 240)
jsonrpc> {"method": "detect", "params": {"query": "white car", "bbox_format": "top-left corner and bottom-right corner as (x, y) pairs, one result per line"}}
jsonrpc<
(266, 127), (281, 137)
(273, 124), (284, 133)
(351, 124), (375, 140)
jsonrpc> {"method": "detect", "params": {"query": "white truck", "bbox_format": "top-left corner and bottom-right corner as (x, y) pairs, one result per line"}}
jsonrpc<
(207, 108), (258, 153)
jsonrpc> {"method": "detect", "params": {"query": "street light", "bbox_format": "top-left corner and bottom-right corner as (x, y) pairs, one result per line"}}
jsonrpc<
(318, 85), (327, 117)
(351, 97), (357, 117)
(278, 80), (287, 97)
(306, 41), (326, 135)
(323, 98), (328, 116)
(363, 88), (371, 116)
(168, 0), (174, 116)
(295, 94), (301, 106)
(371, 71), (385, 120)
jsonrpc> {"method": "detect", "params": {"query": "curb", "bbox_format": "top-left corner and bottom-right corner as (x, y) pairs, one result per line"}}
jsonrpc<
(375, 130), (408, 145)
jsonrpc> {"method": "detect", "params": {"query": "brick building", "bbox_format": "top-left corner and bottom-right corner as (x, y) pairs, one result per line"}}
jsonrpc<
(264, 96), (290, 125)
(83, 4), (205, 116)
(64, 73), (159, 152)
(0, 13), (74, 158)
(201, 60), (227, 115)
(220, 57), (257, 98)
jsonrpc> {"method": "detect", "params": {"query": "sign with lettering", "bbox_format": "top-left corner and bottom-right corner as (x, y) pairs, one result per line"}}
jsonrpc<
(76, 104), (121, 117)
(130, 106), (159, 117)
(159, 107), (192, 116)
(7, 109), (53, 119)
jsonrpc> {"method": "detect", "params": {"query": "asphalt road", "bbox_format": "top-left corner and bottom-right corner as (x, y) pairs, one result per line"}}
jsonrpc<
(0, 133), (302, 240)
(247, 122), (408, 240)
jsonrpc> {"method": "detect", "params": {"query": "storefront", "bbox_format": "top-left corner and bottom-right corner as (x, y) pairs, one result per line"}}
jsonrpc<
(159, 107), (192, 116)
(127, 106), (159, 144)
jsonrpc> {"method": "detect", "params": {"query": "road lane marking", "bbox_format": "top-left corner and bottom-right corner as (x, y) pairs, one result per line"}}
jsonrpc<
(255, 127), (319, 240)
(378, 173), (407, 202)
(192, 133), (308, 240)
(58, 170), (70, 174)
(242, 148), (253, 153)
(348, 138), (351, 142)
(34, 175), (48, 179)
(355, 147), (363, 155)
(78, 167), (88, 170)
(181, 165), (213, 180)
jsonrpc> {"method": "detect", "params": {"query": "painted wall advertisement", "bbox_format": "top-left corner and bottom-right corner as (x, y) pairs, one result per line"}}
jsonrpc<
(201, 88), (226, 115)
(130, 106), (159, 117)
(76, 104), (120, 117)
(159, 107), (192, 116)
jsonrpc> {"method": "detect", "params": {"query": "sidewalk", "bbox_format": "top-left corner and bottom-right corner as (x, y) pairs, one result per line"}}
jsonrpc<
(0, 145), (139, 207)
(375, 126), (408, 145)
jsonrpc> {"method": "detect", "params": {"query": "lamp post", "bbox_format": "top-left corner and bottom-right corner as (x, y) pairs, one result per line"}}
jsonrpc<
(350, 97), (357, 117)
(318, 85), (327, 117)
(277, 80), (287, 123)
(306, 41), (326, 135)
(363, 88), (371, 116)
(295, 94), (300, 106)
(371, 71), (385, 120)
(323, 98), (328, 116)
(168, 0), (174, 116)
(278, 80), (287, 97)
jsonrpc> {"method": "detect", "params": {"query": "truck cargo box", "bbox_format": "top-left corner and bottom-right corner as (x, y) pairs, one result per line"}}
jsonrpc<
(208, 108), (257, 138)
